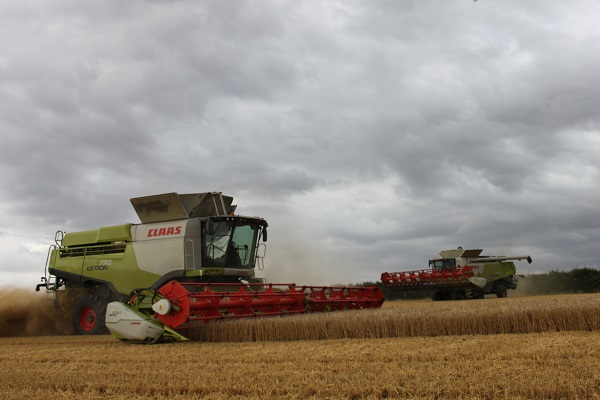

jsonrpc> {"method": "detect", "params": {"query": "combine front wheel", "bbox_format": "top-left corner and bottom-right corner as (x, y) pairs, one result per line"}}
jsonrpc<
(73, 295), (108, 335)
(432, 290), (451, 301)
(495, 285), (508, 298)
(451, 289), (466, 300)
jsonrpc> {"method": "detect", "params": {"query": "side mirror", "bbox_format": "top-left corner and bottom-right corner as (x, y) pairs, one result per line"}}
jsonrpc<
(262, 228), (267, 242)
(205, 219), (214, 235)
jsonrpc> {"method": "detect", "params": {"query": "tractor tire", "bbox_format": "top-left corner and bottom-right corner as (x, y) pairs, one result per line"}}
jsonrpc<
(451, 289), (466, 300)
(495, 285), (508, 298)
(72, 295), (108, 335)
(432, 290), (452, 301)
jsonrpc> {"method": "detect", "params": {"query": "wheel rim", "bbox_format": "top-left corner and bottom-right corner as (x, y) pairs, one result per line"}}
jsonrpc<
(78, 306), (97, 331)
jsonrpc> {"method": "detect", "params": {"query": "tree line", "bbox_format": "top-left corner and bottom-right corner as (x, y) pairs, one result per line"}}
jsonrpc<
(516, 267), (600, 296)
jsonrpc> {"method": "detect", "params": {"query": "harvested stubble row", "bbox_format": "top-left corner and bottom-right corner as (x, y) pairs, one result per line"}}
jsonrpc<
(1, 294), (600, 399)
(1, 332), (599, 399)
(189, 293), (600, 342)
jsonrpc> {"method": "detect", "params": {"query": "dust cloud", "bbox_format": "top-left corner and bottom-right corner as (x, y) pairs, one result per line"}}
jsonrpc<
(511, 276), (539, 297)
(0, 288), (74, 337)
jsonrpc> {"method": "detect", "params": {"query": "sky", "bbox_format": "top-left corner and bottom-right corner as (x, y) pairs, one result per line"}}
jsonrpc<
(1, 0), (599, 288)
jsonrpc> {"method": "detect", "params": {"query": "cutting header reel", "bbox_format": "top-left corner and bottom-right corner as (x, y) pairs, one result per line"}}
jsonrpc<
(106, 280), (385, 343)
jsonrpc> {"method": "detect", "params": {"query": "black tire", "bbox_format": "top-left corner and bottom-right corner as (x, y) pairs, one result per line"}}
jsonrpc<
(495, 285), (508, 298)
(72, 295), (108, 335)
(451, 289), (466, 300)
(471, 289), (483, 299)
(432, 290), (452, 301)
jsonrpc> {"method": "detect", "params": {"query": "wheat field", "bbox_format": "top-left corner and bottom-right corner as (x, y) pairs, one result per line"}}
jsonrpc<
(1, 293), (599, 399)
(1, 331), (599, 399)
(188, 293), (600, 342)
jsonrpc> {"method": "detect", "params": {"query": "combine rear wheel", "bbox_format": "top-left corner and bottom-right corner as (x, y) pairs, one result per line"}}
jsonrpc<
(495, 285), (508, 298)
(73, 295), (108, 335)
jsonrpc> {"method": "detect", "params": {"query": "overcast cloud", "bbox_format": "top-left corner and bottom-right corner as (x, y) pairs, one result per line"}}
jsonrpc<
(1, 0), (599, 287)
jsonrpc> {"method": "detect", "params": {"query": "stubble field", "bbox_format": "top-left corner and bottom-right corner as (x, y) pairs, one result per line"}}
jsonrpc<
(1, 292), (599, 399)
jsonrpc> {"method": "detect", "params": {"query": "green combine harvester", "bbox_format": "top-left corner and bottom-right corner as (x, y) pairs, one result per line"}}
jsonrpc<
(381, 248), (532, 300)
(37, 192), (384, 342)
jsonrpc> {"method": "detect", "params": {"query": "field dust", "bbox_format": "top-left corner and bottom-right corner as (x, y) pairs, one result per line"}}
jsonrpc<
(0, 288), (74, 337)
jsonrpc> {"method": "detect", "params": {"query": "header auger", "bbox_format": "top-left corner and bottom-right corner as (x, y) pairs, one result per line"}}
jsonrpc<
(36, 191), (384, 342)
(381, 248), (532, 300)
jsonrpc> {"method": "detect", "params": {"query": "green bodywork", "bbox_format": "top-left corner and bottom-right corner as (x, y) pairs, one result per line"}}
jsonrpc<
(48, 224), (159, 296)
(476, 261), (517, 283)
(43, 192), (268, 297)
(48, 218), (265, 296)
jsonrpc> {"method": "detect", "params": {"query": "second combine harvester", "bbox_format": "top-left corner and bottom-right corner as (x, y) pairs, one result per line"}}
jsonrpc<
(381, 247), (532, 300)
(36, 192), (384, 343)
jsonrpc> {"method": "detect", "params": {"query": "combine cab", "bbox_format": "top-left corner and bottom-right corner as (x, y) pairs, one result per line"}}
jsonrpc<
(37, 192), (384, 341)
(381, 248), (532, 301)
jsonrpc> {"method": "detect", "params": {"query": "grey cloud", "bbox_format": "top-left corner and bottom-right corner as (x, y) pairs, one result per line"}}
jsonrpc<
(1, 0), (599, 287)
